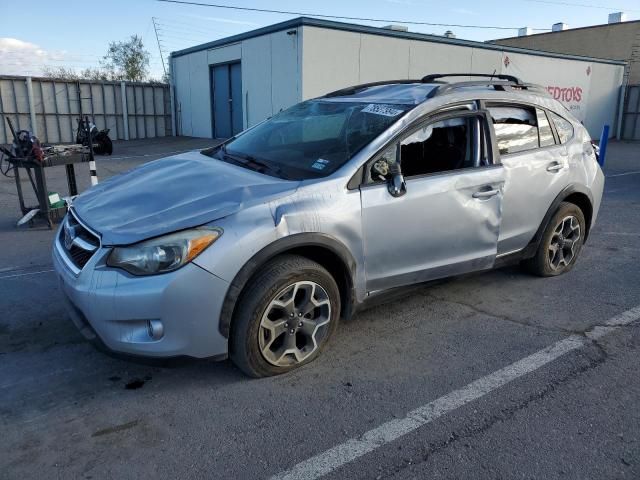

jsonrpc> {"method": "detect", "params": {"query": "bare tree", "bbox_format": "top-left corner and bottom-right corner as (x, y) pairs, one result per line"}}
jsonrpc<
(41, 36), (152, 82)
(41, 66), (82, 80)
(101, 35), (150, 82)
(42, 66), (113, 81)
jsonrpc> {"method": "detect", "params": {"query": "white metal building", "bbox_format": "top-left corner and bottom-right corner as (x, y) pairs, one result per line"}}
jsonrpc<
(170, 17), (626, 139)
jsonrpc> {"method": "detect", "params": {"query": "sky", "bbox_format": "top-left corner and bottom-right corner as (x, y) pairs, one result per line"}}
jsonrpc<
(1, 0), (639, 80)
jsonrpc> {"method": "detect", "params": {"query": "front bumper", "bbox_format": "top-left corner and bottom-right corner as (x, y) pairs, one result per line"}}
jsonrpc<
(52, 227), (230, 359)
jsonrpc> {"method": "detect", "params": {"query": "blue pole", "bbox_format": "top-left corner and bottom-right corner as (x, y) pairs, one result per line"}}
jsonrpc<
(598, 124), (609, 167)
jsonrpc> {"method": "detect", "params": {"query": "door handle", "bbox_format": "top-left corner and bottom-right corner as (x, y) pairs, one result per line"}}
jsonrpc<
(546, 163), (564, 172)
(472, 189), (500, 199)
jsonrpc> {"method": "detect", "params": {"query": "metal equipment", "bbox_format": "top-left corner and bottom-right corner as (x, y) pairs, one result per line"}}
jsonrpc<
(2, 116), (96, 228)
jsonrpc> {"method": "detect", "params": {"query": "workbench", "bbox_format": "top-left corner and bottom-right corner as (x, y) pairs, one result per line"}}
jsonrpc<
(9, 147), (91, 228)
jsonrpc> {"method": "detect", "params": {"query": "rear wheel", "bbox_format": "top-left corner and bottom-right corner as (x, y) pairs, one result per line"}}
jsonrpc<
(522, 202), (586, 277)
(230, 255), (340, 377)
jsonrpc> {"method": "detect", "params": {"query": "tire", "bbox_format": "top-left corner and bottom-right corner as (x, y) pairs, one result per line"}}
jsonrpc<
(230, 255), (341, 378)
(522, 201), (586, 277)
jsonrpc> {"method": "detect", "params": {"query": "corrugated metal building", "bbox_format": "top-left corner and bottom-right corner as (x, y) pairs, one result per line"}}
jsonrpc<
(491, 18), (640, 84)
(170, 17), (626, 140)
(490, 16), (640, 140)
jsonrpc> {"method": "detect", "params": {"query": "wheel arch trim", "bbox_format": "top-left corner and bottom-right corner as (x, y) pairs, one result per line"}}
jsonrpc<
(522, 183), (594, 260)
(218, 233), (357, 338)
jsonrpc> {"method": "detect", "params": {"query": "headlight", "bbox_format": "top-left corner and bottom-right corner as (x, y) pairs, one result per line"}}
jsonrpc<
(107, 227), (222, 275)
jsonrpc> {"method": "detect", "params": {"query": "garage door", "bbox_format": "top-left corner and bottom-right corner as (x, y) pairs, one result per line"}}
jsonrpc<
(211, 62), (243, 138)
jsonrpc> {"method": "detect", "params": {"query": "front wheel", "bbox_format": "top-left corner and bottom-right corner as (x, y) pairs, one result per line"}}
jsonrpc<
(522, 201), (586, 277)
(230, 255), (340, 377)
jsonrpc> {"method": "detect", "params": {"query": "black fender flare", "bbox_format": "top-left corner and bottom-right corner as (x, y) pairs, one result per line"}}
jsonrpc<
(520, 183), (594, 260)
(218, 233), (357, 338)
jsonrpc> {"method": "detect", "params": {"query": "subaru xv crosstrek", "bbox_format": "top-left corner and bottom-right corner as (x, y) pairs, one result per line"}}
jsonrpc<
(53, 73), (604, 377)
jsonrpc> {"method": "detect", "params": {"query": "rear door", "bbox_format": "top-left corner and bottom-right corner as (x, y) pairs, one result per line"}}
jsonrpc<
(487, 104), (572, 255)
(360, 110), (505, 292)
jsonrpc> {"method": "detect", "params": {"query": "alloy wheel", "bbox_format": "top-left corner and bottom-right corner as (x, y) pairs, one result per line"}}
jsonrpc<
(258, 281), (332, 367)
(548, 215), (581, 271)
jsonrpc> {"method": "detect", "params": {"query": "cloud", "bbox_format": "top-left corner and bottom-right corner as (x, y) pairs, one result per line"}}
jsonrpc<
(0, 38), (101, 76)
(0, 38), (69, 75)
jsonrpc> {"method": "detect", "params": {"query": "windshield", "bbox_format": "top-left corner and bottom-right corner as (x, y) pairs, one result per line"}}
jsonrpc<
(204, 100), (412, 180)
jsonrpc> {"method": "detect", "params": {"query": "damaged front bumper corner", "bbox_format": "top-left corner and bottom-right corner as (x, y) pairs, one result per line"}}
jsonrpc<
(53, 233), (231, 359)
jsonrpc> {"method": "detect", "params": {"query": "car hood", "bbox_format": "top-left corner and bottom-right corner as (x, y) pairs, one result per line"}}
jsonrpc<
(72, 151), (298, 245)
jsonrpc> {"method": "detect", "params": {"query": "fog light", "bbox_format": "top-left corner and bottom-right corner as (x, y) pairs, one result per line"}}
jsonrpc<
(147, 319), (164, 340)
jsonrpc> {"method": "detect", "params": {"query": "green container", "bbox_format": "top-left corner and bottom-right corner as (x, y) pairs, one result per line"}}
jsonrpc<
(48, 192), (66, 209)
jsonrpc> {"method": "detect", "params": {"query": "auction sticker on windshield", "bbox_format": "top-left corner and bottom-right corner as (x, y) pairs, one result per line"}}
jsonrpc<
(361, 104), (404, 117)
(311, 159), (330, 170)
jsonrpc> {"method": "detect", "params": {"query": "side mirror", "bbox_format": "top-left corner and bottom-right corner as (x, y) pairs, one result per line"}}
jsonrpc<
(387, 144), (406, 197)
(387, 161), (406, 198)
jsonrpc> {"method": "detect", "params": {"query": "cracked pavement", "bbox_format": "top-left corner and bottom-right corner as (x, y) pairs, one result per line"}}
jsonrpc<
(1, 139), (639, 479)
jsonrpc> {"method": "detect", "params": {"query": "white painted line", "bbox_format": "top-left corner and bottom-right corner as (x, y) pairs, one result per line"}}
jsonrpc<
(0, 269), (55, 280)
(596, 304), (640, 329)
(271, 305), (640, 480)
(607, 170), (640, 178)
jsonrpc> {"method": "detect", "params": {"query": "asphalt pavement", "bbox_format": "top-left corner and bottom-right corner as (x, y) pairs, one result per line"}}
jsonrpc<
(0, 138), (638, 479)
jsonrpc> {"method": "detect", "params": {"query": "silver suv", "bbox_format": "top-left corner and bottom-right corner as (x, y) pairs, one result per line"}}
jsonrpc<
(53, 74), (604, 377)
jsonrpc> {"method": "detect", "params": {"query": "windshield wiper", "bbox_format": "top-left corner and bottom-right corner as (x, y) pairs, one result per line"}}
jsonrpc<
(224, 151), (290, 180)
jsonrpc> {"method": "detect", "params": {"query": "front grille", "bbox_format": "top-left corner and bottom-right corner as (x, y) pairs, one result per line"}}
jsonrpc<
(58, 211), (100, 271)
(68, 244), (94, 268)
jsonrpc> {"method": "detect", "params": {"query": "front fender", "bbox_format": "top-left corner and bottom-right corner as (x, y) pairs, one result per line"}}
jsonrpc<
(215, 232), (358, 338)
(193, 184), (365, 338)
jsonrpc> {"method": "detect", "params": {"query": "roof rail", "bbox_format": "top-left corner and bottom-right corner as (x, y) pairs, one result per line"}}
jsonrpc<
(425, 78), (547, 98)
(323, 79), (422, 98)
(321, 73), (543, 100)
(421, 73), (523, 84)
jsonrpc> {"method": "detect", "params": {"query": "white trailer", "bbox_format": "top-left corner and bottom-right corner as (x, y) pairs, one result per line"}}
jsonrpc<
(171, 17), (625, 139)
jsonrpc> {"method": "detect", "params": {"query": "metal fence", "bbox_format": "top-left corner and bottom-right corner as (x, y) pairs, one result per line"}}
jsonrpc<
(0, 75), (173, 145)
(622, 84), (640, 141)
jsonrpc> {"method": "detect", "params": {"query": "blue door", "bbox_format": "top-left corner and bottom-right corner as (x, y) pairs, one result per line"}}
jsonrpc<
(211, 62), (243, 138)
(230, 63), (243, 135)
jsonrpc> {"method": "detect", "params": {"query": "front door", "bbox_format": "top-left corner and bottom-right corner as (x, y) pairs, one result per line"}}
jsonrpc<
(360, 111), (505, 292)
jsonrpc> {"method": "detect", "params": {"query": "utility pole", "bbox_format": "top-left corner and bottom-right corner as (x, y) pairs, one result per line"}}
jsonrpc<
(152, 17), (167, 78)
